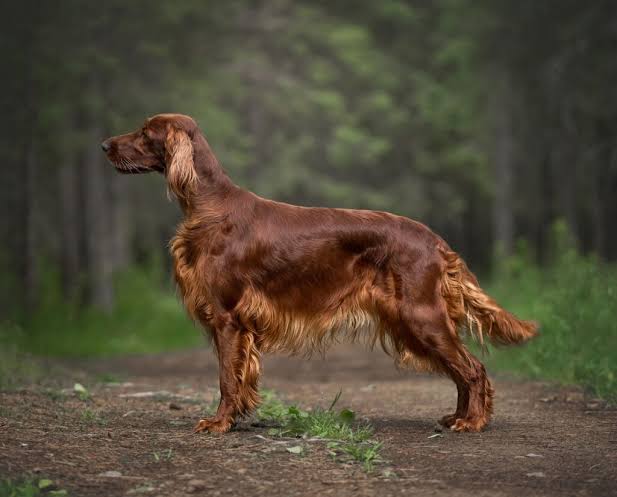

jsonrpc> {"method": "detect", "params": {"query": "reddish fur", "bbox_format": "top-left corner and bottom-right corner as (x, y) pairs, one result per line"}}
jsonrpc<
(102, 114), (538, 434)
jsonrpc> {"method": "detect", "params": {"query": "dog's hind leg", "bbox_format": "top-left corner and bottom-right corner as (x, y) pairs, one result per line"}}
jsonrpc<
(194, 315), (261, 434)
(436, 346), (493, 432)
(395, 302), (493, 432)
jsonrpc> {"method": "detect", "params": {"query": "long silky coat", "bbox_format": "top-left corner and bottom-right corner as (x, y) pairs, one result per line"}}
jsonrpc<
(102, 114), (537, 433)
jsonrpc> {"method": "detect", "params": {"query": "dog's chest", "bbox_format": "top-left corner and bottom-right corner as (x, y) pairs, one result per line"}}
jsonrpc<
(170, 233), (215, 323)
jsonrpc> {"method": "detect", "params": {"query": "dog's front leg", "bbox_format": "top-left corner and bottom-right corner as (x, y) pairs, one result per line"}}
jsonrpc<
(194, 320), (261, 434)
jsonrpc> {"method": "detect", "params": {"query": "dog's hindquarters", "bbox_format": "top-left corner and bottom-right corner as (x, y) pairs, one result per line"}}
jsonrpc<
(408, 246), (536, 431)
(374, 239), (536, 431)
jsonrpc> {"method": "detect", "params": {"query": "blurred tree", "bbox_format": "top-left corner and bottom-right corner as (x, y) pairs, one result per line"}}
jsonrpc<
(1, 0), (615, 321)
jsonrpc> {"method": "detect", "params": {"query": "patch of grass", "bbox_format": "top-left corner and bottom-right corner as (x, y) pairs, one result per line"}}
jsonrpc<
(10, 265), (201, 358)
(256, 390), (383, 471)
(336, 440), (383, 471)
(152, 449), (174, 463)
(97, 373), (124, 384)
(485, 222), (617, 402)
(73, 383), (91, 401)
(42, 389), (67, 402)
(80, 408), (106, 427)
(0, 478), (68, 497)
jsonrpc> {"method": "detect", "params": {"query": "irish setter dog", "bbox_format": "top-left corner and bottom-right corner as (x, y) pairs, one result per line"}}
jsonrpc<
(102, 114), (537, 434)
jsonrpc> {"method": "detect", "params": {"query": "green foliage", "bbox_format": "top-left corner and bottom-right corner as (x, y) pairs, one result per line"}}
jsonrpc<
(0, 326), (45, 390)
(0, 478), (68, 497)
(257, 390), (382, 471)
(42, 389), (67, 403)
(487, 222), (617, 401)
(73, 383), (90, 401)
(80, 408), (106, 427)
(97, 373), (123, 384)
(259, 389), (372, 442)
(14, 265), (199, 357)
(152, 449), (174, 463)
(0, 479), (39, 497)
(337, 440), (383, 472)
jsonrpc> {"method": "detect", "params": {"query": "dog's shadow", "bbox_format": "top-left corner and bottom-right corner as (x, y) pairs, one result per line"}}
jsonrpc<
(370, 415), (508, 435)
(371, 416), (437, 434)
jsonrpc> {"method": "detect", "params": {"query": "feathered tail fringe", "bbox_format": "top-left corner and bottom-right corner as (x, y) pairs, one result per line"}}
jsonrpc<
(440, 249), (538, 346)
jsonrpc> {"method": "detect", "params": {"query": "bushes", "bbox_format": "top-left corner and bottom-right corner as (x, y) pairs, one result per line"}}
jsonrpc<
(486, 223), (617, 401)
(7, 265), (200, 357)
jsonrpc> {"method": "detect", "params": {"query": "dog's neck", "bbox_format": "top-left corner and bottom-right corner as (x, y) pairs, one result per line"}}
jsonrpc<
(177, 132), (241, 216)
(192, 133), (233, 190)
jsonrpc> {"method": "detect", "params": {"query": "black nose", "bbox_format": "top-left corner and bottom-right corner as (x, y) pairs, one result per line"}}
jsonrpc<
(101, 141), (111, 152)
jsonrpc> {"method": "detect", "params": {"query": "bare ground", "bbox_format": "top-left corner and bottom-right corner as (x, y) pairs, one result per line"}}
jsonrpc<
(1, 344), (616, 496)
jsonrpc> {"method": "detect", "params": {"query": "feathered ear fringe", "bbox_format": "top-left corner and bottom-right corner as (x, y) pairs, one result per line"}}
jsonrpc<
(165, 126), (198, 200)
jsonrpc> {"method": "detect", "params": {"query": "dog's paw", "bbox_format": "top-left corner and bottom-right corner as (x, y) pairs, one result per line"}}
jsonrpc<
(193, 417), (233, 434)
(439, 414), (457, 428)
(450, 417), (487, 433)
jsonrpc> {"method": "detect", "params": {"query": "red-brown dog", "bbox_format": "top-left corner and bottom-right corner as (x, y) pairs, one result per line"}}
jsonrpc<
(102, 114), (537, 434)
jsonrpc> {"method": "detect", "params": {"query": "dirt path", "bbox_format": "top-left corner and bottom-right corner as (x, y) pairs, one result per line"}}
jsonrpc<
(1, 345), (616, 496)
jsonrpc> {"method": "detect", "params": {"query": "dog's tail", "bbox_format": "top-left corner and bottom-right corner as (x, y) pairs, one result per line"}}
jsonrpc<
(440, 248), (538, 346)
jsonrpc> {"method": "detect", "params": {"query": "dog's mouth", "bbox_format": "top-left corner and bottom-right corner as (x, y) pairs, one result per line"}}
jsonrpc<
(109, 157), (152, 174)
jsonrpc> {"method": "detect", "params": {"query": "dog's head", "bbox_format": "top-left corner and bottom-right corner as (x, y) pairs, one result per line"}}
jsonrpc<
(102, 113), (199, 199)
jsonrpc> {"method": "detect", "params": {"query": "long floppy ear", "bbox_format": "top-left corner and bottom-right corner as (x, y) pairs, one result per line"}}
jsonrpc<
(165, 126), (199, 200)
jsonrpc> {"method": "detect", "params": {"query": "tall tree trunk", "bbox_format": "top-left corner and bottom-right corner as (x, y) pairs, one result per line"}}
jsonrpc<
(589, 154), (606, 258)
(606, 147), (617, 260)
(24, 139), (38, 312)
(83, 123), (115, 312)
(9, 135), (31, 319)
(110, 174), (132, 270)
(1, 5), (39, 320)
(493, 78), (515, 256)
(59, 158), (85, 302)
(562, 161), (579, 250)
